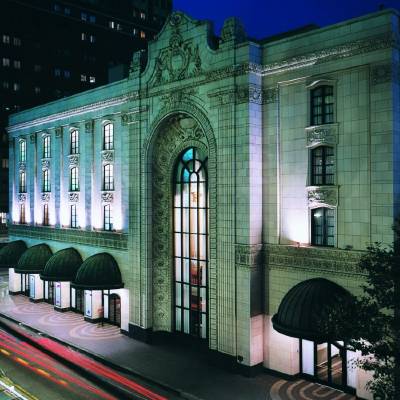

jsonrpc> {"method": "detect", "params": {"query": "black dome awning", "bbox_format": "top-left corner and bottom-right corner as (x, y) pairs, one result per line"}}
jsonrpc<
(272, 278), (355, 342)
(72, 253), (123, 290)
(40, 248), (83, 282)
(0, 240), (27, 268)
(14, 244), (53, 274)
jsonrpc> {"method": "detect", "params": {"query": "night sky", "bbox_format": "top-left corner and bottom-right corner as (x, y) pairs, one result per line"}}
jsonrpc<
(173, 0), (400, 39)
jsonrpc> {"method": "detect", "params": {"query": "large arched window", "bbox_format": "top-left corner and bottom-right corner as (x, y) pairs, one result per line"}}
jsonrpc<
(173, 147), (208, 339)
(310, 85), (334, 126)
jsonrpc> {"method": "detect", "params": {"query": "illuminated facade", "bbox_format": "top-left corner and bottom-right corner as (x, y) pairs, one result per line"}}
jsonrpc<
(5, 9), (400, 399)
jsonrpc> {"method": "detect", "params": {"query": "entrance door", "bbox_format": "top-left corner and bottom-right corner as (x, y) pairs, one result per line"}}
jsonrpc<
(46, 281), (55, 305)
(173, 147), (208, 339)
(108, 294), (121, 326)
(74, 289), (84, 314)
(21, 274), (29, 296)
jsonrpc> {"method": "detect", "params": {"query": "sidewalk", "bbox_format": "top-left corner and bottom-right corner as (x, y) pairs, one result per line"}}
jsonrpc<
(0, 289), (355, 400)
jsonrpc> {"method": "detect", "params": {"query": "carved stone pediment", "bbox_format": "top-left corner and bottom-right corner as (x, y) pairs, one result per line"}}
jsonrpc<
(18, 193), (26, 202)
(307, 186), (338, 207)
(69, 192), (79, 202)
(68, 154), (79, 166)
(41, 193), (50, 203)
(149, 28), (202, 87)
(101, 150), (114, 162)
(41, 159), (50, 169)
(101, 192), (113, 203)
(306, 124), (338, 148)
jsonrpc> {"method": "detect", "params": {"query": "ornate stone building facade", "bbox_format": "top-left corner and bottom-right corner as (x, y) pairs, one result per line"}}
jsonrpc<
(5, 9), (400, 399)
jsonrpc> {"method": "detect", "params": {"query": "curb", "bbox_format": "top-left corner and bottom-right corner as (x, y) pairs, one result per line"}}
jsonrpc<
(0, 313), (204, 400)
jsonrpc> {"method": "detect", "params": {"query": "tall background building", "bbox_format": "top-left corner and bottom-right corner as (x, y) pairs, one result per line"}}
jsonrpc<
(0, 0), (172, 229)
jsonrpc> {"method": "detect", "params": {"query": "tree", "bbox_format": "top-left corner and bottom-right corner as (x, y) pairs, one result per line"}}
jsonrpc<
(322, 221), (400, 399)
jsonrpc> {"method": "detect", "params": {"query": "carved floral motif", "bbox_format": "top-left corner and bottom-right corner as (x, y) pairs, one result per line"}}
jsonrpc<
(306, 124), (338, 147)
(19, 162), (26, 171)
(17, 194), (26, 202)
(101, 192), (114, 203)
(307, 186), (338, 207)
(101, 150), (114, 162)
(69, 192), (79, 202)
(41, 193), (50, 202)
(41, 159), (50, 169)
(68, 155), (79, 166)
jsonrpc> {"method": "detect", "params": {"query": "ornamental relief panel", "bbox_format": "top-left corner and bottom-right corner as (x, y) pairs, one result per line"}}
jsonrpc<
(148, 18), (202, 88)
(68, 154), (79, 166)
(19, 162), (26, 171)
(101, 150), (114, 162)
(41, 193), (50, 203)
(307, 185), (338, 208)
(17, 194), (26, 202)
(41, 159), (50, 169)
(68, 192), (79, 203)
(101, 192), (114, 203)
(306, 124), (338, 148)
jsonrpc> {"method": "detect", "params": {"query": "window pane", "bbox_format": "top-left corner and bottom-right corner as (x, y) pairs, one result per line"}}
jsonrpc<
(175, 308), (181, 331)
(175, 283), (181, 306)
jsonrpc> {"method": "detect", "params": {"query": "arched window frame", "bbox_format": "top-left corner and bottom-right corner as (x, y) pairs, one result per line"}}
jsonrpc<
(19, 139), (26, 163)
(103, 204), (113, 231)
(42, 135), (51, 158)
(70, 166), (79, 191)
(70, 129), (79, 154)
(103, 122), (114, 150)
(103, 163), (114, 191)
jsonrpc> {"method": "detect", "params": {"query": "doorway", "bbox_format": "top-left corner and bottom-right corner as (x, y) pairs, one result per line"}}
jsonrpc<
(108, 294), (121, 326)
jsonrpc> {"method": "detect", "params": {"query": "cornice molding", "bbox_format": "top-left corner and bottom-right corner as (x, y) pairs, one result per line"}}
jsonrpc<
(8, 93), (138, 133)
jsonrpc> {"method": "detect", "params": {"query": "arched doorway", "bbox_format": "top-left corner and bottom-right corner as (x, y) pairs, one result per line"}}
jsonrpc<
(173, 147), (208, 339)
(108, 294), (121, 326)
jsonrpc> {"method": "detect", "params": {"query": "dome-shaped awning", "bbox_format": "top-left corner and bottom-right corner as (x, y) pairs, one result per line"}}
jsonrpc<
(272, 278), (355, 342)
(40, 248), (83, 282)
(0, 240), (27, 268)
(15, 244), (53, 274)
(72, 253), (123, 290)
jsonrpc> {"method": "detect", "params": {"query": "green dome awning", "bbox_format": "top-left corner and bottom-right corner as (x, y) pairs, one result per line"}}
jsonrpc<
(72, 253), (123, 290)
(15, 244), (53, 274)
(272, 278), (355, 342)
(0, 240), (27, 268)
(40, 248), (83, 282)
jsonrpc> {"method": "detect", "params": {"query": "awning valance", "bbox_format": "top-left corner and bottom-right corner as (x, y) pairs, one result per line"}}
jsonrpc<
(40, 248), (83, 282)
(72, 253), (123, 290)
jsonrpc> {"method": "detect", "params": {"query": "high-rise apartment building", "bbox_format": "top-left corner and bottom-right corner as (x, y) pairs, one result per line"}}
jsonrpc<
(0, 0), (172, 226)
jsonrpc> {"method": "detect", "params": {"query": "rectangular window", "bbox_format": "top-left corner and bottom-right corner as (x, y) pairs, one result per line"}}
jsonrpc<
(2, 81), (9, 89)
(43, 204), (49, 226)
(109, 21), (115, 29)
(1, 159), (8, 168)
(34, 64), (42, 72)
(42, 169), (50, 192)
(70, 167), (79, 191)
(19, 171), (26, 193)
(70, 205), (77, 228)
(19, 140), (26, 162)
(311, 208), (334, 247)
(81, 32), (86, 41)
(20, 203), (26, 224)
(140, 12), (146, 19)
(64, 7), (70, 15)
(89, 76), (95, 83)
(13, 60), (21, 69)
(13, 83), (20, 91)
(140, 31), (146, 39)
(54, 68), (61, 77)
(311, 85), (334, 126)
(103, 204), (113, 231)
(89, 15), (96, 23)
(13, 37), (21, 46)
(311, 146), (334, 185)
(2, 35), (10, 44)
(80, 74), (87, 82)
(103, 164), (114, 191)
(89, 35), (95, 43)
(43, 136), (51, 158)
(81, 12), (87, 21)
(64, 70), (70, 78)
(34, 86), (41, 94)
(2, 58), (10, 67)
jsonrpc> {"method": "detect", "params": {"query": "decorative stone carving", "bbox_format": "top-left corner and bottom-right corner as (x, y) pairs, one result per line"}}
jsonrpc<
(17, 194), (26, 202)
(235, 244), (263, 269)
(149, 27), (202, 87)
(55, 127), (63, 138)
(41, 159), (50, 169)
(101, 150), (114, 162)
(307, 186), (338, 207)
(85, 120), (94, 134)
(30, 134), (36, 144)
(220, 17), (246, 44)
(19, 162), (26, 171)
(129, 50), (146, 76)
(306, 124), (338, 148)
(68, 192), (79, 202)
(263, 87), (278, 104)
(101, 192), (114, 203)
(41, 193), (50, 203)
(121, 107), (147, 125)
(68, 155), (79, 166)
(371, 63), (392, 85)
(237, 84), (262, 105)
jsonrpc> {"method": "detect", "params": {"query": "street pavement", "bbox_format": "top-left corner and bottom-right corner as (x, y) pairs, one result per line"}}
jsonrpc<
(0, 270), (355, 400)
